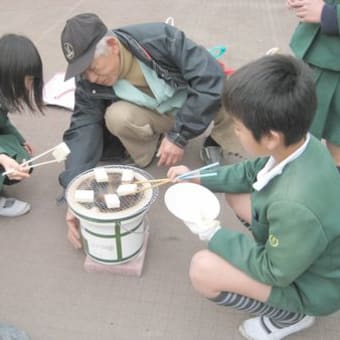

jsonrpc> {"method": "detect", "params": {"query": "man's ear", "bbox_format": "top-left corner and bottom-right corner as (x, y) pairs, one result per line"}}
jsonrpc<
(262, 130), (282, 151)
(106, 37), (120, 55)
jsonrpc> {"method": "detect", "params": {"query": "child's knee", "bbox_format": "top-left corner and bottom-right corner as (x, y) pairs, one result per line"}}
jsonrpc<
(189, 250), (215, 284)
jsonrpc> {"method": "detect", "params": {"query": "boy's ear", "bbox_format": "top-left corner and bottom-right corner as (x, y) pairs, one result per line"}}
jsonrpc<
(262, 130), (282, 151)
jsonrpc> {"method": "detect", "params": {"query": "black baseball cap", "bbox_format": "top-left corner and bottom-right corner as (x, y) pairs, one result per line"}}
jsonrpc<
(61, 13), (108, 80)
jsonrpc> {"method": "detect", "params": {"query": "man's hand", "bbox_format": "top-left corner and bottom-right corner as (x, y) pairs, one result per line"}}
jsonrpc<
(157, 136), (184, 167)
(66, 209), (82, 249)
(287, 0), (324, 23)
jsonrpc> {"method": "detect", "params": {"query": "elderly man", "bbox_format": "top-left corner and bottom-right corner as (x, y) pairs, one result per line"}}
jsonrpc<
(59, 13), (241, 247)
(59, 13), (242, 184)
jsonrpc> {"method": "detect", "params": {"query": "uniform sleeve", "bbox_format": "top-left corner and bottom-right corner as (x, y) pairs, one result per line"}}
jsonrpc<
(201, 158), (267, 193)
(208, 200), (328, 287)
(320, 4), (339, 35)
(0, 114), (25, 147)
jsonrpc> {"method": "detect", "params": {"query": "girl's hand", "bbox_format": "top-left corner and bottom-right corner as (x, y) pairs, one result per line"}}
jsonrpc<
(288, 0), (325, 23)
(287, 0), (300, 9)
(0, 154), (30, 181)
(22, 142), (33, 156)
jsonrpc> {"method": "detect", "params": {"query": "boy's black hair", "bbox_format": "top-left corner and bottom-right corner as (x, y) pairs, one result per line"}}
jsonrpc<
(0, 33), (44, 113)
(223, 54), (316, 146)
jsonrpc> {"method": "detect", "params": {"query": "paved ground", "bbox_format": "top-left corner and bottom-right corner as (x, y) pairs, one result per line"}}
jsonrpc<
(1, 1), (339, 339)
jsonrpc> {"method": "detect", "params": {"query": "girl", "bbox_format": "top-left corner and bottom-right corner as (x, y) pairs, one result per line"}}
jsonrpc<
(0, 34), (43, 217)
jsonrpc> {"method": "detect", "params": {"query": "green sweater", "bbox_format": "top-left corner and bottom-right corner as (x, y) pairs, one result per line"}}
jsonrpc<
(0, 111), (25, 156)
(202, 136), (340, 315)
(290, 0), (340, 71)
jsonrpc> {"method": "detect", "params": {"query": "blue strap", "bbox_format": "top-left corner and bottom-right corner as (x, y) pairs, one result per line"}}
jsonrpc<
(208, 45), (227, 59)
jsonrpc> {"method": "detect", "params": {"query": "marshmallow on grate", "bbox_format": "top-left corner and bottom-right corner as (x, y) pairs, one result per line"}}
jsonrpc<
(104, 194), (120, 209)
(94, 167), (109, 183)
(121, 169), (134, 182)
(75, 190), (94, 203)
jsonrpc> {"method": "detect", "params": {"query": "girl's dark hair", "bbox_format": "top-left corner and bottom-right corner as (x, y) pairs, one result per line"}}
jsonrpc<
(223, 54), (316, 146)
(0, 33), (44, 113)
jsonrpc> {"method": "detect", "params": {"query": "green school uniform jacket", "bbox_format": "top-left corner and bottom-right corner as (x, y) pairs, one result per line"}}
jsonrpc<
(201, 136), (340, 316)
(0, 103), (28, 188)
(0, 102), (26, 155)
(290, 0), (340, 71)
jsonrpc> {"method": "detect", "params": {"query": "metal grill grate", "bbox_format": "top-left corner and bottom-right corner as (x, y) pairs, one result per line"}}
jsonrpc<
(66, 165), (158, 221)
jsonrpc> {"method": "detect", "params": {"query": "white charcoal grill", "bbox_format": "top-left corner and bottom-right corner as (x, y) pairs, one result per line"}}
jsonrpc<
(65, 165), (158, 264)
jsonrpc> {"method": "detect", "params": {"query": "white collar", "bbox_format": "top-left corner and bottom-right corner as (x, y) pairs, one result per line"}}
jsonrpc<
(252, 133), (310, 191)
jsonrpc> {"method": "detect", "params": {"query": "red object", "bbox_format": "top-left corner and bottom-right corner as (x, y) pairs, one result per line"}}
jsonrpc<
(218, 60), (234, 75)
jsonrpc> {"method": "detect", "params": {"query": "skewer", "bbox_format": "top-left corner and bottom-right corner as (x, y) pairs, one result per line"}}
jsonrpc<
(176, 162), (219, 180)
(133, 163), (220, 187)
(133, 178), (168, 185)
(23, 159), (60, 170)
(2, 142), (70, 176)
(135, 171), (219, 193)
(178, 172), (218, 180)
(135, 178), (171, 193)
(22, 142), (68, 167)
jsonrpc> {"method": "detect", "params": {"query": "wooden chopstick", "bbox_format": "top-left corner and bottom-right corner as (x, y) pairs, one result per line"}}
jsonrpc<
(133, 165), (220, 189)
(2, 143), (67, 176)
(136, 178), (171, 193)
(135, 170), (218, 194)
(2, 158), (63, 176)
(133, 177), (168, 185)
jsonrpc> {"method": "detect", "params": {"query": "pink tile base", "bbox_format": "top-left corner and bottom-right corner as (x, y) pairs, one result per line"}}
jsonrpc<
(83, 231), (149, 277)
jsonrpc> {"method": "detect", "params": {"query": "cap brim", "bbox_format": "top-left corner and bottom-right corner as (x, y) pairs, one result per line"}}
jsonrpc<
(64, 45), (96, 81)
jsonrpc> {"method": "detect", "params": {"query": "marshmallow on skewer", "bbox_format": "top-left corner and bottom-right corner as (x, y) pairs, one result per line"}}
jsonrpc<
(117, 184), (138, 196)
(104, 194), (120, 209)
(94, 167), (109, 183)
(75, 190), (94, 203)
(52, 142), (71, 162)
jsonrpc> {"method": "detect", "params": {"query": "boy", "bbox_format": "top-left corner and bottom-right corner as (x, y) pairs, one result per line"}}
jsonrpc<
(167, 54), (340, 339)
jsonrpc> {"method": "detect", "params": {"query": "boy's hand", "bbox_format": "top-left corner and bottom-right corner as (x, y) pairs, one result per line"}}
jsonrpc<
(66, 209), (82, 249)
(167, 165), (202, 184)
(167, 165), (191, 182)
(184, 219), (221, 241)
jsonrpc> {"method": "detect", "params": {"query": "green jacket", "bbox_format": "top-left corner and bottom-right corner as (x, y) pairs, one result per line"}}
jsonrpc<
(290, 0), (340, 71)
(0, 103), (28, 188)
(202, 136), (340, 315)
(0, 104), (25, 156)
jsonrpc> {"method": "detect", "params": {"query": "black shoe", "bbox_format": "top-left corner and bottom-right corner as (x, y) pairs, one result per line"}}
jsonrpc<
(203, 135), (220, 148)
(200, 136), (224, 165)
(200, 145), (224, 165)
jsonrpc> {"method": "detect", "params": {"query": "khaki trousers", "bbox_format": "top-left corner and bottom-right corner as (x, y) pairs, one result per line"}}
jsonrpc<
(104, 101), (246, 167)
(105, 101), (174, 167)
(210, 106), (246, 158)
